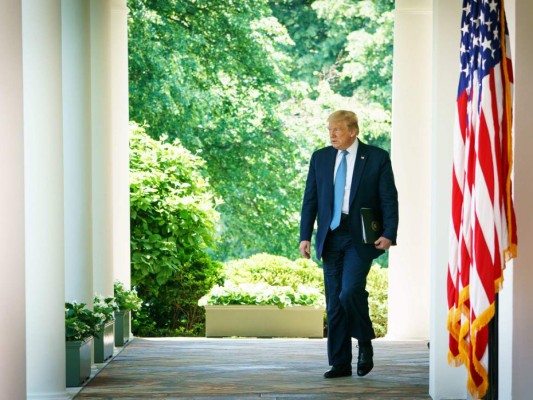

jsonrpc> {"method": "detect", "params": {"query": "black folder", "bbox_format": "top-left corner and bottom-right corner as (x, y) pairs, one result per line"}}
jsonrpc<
(360, 207), (383, 244)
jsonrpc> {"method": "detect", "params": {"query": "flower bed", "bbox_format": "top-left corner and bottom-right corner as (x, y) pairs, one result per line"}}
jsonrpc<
(199, 280), (325, 338)
(199, 281), (325, 309)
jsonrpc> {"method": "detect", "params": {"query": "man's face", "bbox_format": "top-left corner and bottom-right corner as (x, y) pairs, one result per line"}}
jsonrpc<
(328, 120), (357, 150)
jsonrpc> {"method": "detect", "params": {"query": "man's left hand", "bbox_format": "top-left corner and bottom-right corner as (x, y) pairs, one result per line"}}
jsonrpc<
(374, 236), (392, 250)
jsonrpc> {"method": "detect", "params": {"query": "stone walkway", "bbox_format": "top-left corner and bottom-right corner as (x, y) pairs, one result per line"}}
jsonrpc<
(75, 338), (431, 399)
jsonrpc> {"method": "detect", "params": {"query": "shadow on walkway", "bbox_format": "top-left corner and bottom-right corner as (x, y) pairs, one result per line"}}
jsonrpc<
(75, 338), (430, 399)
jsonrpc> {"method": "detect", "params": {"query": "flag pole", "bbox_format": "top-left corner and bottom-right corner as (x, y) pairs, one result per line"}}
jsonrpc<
(486, 1), (510, 397)
(486, 294), (499, 400)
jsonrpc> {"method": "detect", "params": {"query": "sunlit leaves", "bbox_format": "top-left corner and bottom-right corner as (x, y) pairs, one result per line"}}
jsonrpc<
(130, 125), (219, 288)
(271, 0), (394, 107)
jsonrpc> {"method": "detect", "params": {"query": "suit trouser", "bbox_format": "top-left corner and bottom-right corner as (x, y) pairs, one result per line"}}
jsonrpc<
(321, 218), (375, 367)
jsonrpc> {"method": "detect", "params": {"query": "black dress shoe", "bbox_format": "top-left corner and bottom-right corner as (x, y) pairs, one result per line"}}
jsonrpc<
(357, 344), (374, 377)
(324, 365), (352, 378)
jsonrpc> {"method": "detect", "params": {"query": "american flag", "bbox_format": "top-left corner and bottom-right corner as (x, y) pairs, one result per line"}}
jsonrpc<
(447, 0), (517, 398)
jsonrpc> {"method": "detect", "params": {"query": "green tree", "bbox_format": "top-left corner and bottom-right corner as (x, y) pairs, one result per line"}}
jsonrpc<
(128, 0), (305, 260)
(128, 0), (291, 140)
(269, 0), (394, 109)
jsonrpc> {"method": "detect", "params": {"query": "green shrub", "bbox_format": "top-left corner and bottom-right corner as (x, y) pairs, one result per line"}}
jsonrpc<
(133, 255), (223, 337)
(367, 264), (388, 338)
(200, 253), (325, 309)
(130, 125), (219, 290)
(129, 126), (222, 337)
(223, 253), (324, 291)
(65, 302), (102, 342)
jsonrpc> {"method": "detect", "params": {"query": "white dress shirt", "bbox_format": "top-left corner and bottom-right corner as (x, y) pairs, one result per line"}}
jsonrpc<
(333, 139), (359, 214)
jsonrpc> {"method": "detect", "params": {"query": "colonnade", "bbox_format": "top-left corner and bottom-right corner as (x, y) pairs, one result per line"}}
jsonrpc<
(0, 1), (130, 398)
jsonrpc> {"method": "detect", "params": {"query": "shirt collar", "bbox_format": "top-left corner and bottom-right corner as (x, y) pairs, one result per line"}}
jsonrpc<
(338, 138), (359, 157)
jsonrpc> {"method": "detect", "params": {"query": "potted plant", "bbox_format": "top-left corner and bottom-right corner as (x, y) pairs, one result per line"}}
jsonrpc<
(199, 281), (326, 338)
(93, 294), (119, 363)
(113, 281), (142, 346)
(65, 301), (102, 387)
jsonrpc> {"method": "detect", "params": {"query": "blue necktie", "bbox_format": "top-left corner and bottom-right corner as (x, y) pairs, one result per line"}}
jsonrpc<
(330, 150), (348, 230)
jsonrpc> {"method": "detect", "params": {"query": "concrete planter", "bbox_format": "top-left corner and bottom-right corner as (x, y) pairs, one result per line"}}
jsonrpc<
(66, 337), (92, 387)
(204, 305), (325, 338)
(114, 310), (131, 346)
(94, 321), (114, 363)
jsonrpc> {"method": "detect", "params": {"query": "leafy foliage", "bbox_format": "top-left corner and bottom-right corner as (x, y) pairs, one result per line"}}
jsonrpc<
(270, 0), (394, 108)
(93, 294), (119, 325)
(128, 0), (289, 139)
(113, 281), (143, 312)
(200, 253), (324, 309)
(130, 125), (219, 287)
(367, 264), (389, 337)
(134, 255), (223, 337)
(223, 253), (324, 289)
(65, 302), (103, 342)
(130, 126), (222, 336)
(199, 281), (325, 309)
(128, 0), (306, 260)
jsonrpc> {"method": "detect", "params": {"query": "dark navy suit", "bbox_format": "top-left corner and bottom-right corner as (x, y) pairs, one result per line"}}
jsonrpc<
(300, 141), (398, 367)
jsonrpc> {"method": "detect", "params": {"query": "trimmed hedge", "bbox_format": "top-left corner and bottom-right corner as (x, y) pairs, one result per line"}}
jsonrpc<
(223, 253), (324, 289)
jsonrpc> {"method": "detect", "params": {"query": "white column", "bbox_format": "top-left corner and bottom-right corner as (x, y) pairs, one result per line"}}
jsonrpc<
(91, 0), (115, 296)
(429, 1), (467, 399)
(0, 1), (26, 398)
(388, 0), (432, 340)
(499, 1), (533, 399)
(63, 0), (93, 304)
(23, 0), (69, 398)
(110, 0), (131, 288)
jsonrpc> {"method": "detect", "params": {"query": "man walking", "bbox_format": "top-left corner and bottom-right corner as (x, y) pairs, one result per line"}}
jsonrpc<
(299, 110), (398, 378)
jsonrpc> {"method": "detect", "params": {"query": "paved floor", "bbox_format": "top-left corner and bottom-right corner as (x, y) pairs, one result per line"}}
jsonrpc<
(75, 338), (431, 399)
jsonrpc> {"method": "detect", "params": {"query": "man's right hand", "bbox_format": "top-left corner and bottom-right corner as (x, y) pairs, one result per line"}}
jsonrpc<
(299, 240), (311, 259)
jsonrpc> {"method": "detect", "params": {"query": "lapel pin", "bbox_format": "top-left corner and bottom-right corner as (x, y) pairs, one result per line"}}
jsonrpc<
(361, 156), (365, 159)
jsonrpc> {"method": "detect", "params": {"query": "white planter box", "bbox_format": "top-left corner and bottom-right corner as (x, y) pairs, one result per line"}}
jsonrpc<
(204, 305), (325, 338)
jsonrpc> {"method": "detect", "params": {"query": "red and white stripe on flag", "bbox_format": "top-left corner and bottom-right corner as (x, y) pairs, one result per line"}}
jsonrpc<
(447, 0), (517, 398)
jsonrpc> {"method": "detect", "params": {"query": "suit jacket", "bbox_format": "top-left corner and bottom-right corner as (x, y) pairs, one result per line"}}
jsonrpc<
(300, 141), (399, 261)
